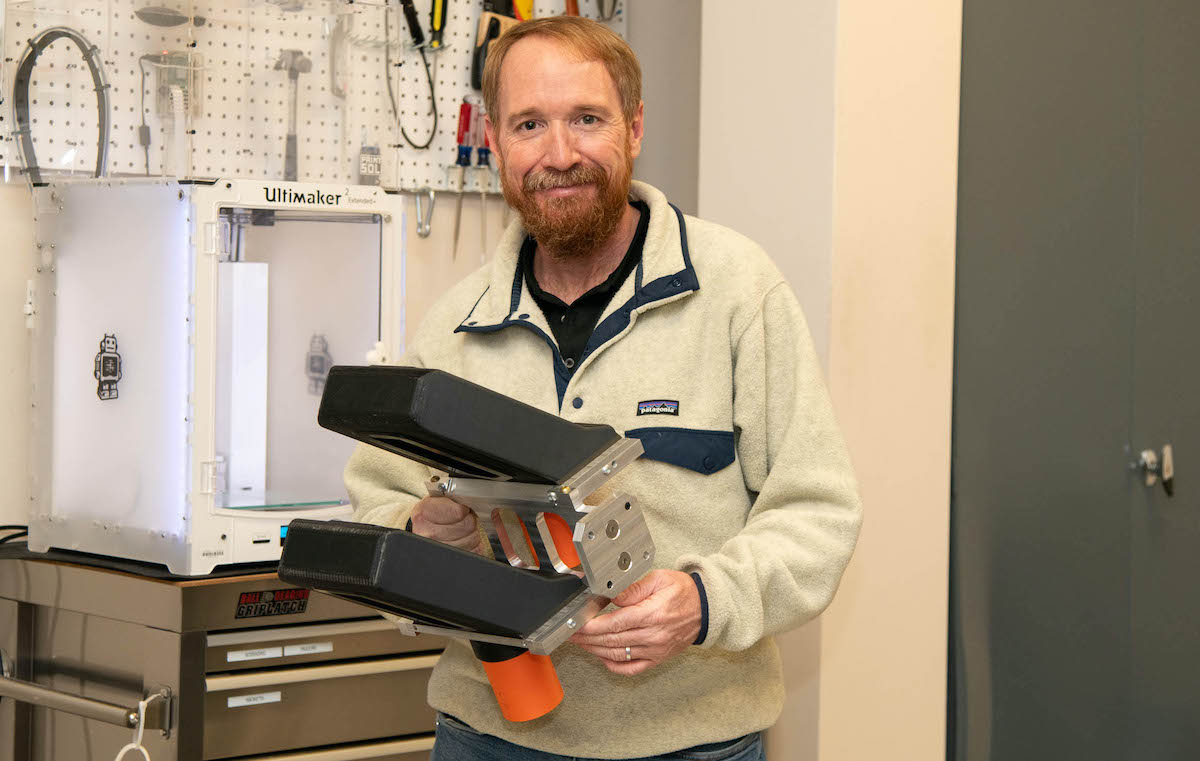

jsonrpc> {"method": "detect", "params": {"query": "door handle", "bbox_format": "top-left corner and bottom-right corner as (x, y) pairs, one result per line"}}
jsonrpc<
(1138, 444), (1175, 497)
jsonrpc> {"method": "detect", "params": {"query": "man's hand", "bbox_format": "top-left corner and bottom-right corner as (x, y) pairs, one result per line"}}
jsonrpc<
(410, 496), (484, 554)
(570, 569), (701, 676)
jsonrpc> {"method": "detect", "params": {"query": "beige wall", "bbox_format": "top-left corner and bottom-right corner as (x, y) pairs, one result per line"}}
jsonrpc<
(0, 183), (33, 526)
(819, 0), (960, 757)
(698, 0), (961, 759)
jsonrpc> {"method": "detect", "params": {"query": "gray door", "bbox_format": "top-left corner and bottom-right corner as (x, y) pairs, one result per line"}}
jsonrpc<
(1128, 1), (1200, 757)
(952, 0), (1200, 758)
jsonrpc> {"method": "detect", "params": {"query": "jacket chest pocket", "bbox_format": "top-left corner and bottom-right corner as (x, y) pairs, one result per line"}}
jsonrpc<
(624, 427), (736, 475)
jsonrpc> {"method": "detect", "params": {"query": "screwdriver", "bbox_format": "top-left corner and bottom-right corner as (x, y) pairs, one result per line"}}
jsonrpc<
(452, 100), (474, 260)
(471, 103), (492, 260)
(429, 0), (449, 50)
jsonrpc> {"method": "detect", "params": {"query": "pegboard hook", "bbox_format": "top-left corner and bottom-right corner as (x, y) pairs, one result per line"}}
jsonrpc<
(414, 187), (435, 238)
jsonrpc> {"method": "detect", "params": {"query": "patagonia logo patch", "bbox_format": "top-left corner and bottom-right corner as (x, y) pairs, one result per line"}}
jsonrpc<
(637, 400), (680, 416)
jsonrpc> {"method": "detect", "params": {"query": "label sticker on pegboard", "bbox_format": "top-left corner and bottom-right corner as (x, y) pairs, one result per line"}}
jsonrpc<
(1, 0), (626, 189)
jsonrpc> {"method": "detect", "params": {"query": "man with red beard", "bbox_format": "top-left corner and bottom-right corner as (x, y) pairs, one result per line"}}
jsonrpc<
(345, 16), (861, 761)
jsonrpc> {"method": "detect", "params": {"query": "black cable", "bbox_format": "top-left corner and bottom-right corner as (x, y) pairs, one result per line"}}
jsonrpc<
(384, 3), (438, 151)
(0, 525), (29, 531)
(138, 56), (153, 175)
(13, 26), (110, 184)
(0, 532), (29, 545)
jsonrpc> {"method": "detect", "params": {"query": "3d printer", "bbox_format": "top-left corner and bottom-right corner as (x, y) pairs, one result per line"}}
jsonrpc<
(25, 178), (405, 575)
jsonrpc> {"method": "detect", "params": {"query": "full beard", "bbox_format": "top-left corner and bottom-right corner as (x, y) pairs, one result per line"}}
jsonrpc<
(501, 154), (633, 259)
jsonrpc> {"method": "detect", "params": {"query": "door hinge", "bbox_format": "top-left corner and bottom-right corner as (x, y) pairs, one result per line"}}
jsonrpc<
(203, 222), (222, 256)
(200, 457), (226, 495)
(22, 280), (35, 329)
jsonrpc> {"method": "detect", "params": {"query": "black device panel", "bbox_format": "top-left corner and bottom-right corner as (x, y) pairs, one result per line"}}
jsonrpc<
(278, 519), (585, 637)
(317, 366), (620, 484)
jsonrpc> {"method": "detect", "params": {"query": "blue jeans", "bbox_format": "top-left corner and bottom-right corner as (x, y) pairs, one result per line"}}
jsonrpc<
(430, 713), (767, 761)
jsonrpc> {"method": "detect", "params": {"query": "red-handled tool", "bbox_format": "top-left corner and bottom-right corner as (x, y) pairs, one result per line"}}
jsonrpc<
(452, 100), (474, 259)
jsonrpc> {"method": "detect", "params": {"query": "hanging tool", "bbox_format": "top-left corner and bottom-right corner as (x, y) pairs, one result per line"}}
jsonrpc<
(385, 0), (438, 150)
(471, 103), (492, 260)
(398, 0), (425, 46)
(429, 0), (449, 50)
(564, 0), (579, 15)
(513, 0), (534, 20)
(597, 0), (617, 21)
(274, 49), (311, 181)
(451, 100), (474, 259)
(472, 1), (519, 90)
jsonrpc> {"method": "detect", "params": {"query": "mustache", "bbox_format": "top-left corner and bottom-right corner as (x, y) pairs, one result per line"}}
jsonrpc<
(523, 164), (607, 193)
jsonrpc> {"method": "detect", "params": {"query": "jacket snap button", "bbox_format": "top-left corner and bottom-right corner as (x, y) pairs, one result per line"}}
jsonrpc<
(703, 456), (715, 471)
(564, 358), (575, 369)
(572, 397), (583, 409)
(519, 313), (530, 319)
(672, 278), (682, 288)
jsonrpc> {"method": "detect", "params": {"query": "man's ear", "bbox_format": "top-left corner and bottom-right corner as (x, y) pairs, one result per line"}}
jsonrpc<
(628, 101), (645, 160)
(484, 114), (503, 170)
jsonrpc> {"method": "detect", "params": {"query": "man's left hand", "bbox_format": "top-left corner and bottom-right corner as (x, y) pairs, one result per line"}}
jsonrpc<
(570, 569), (701, 675)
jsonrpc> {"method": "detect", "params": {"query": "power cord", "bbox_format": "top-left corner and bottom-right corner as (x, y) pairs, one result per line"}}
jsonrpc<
(0, 525), (28, 545)
(12, 26), (111, 184)
(112, 692), (163, 761)
(384, 2), (438, 150)
(138, 56), (153, 175)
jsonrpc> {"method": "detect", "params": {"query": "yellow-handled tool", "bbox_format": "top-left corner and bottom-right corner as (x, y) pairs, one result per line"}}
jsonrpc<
(429, 0), (449, 49)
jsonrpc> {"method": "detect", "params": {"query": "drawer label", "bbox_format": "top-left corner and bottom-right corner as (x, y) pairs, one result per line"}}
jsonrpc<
(227, 691), (282, 708)
(226, 647), (283, 663)
(284, 641), (334, 657)
(235, 588), (310, 619)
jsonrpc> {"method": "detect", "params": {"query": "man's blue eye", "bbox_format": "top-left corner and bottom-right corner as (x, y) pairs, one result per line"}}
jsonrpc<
(581, 115), (597, 125)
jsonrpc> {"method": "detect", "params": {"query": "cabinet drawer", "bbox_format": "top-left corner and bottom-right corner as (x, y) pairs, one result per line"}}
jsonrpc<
(206, 619), (441, 671)
(204, 655), (439, 759)
(237, 734), (434, 760)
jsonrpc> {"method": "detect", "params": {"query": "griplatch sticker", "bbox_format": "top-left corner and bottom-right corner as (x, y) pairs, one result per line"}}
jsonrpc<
(94, 334), (122, 400)
(235, 588), (310, 619)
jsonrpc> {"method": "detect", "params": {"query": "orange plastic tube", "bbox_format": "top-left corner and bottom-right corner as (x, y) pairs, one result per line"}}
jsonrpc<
(480, 651), (564, 722)
(543, 513), (581, 569)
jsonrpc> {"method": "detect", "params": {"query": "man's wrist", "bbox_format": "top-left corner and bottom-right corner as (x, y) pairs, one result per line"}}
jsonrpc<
(689, 571), (709, 646)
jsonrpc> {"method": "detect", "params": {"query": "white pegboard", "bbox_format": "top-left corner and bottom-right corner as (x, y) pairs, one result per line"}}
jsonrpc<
(1, 0), (626, 190)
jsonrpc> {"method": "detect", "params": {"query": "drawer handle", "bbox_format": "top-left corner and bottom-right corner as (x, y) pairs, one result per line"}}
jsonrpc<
(207, 619), (396, 648)
(205, 654), (440, 693)
(239, 734), (436, 760)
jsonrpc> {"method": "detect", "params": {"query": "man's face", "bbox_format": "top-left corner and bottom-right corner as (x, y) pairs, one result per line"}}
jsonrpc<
(486, 37), (644, 256)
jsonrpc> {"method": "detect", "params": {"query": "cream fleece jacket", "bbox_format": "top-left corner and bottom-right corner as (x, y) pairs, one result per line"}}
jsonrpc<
(344, 181), (862, 758)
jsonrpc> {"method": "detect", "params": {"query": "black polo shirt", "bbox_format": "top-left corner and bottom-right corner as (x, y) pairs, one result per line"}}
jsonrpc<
(521, 200), (650, 371)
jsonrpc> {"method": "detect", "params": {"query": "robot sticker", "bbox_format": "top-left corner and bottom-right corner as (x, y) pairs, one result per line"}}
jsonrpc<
(94, 334), (122, 400)
(306, 334), (333, 395)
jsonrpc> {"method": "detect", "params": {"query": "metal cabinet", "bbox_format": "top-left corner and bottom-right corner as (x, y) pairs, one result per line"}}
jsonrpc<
(0, 550), (440, 761)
